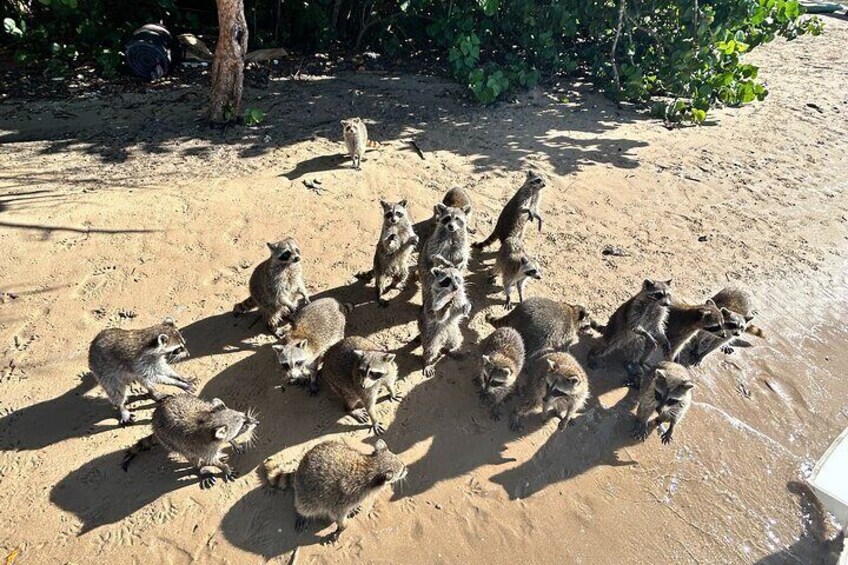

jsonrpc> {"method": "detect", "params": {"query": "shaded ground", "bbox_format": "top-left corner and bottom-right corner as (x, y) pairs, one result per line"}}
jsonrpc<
(1, 17), (847, 565)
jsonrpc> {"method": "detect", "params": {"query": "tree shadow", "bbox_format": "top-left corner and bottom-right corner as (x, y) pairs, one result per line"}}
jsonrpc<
(0, 72), (647, 178)
(49, 445), (198, 534)
(753, 481), (845, 565)
(0, 372), (147, 452)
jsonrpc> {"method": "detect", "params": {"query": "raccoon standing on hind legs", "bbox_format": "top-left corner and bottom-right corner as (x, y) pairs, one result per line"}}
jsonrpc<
(233, 237), (310, 337)
(588, 278), (674, 384)
(357, 198), (419, 307)
(418, 262), (472, 378)
(632, 362), (694, 445)
(473, 170), (546, 251)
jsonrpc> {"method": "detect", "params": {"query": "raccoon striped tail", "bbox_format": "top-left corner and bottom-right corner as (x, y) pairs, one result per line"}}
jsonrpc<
(589, 319), (607, 333)
(355, 269), (375, 282)
(472, 232), (496, 250)
(366, 139), (380, 148)
(263, 458), (293, 490)
(341, 302), (355, 316)
(486, 312), (505, 328)
(745, 324), (766, 339)
(233, 296), (257, 315)
(121, 434), (158, 471)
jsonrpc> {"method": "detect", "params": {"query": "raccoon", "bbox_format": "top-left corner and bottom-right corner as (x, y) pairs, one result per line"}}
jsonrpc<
(272, 298), (352, 393)
(684, 286), (764, 364)
(233, 238), (309, 336)
(632, 362), (694, 444)
(418, 264), (472, 378)
(122, 394), (258, 488)
(264, 439), (407, 541)
(341, 117), (377, 170)
(510, 351), (590, 431)
(322, 336), (399, 435)
(473, 170), (546, 250)
(477, 327), (525, 420)
(489, 236), (543, 308)
(588, 279), (673, 379)
(418, 203), (471, 277)
(372, 199), (419, 307)
(415, 187), (475, 245)
(487, 297), (593, 356)
(88, 318), (192, 425)
(664, 298), (726, 362)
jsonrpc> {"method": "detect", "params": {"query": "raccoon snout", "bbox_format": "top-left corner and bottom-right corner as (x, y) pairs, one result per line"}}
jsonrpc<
(292, 255), (301, 263)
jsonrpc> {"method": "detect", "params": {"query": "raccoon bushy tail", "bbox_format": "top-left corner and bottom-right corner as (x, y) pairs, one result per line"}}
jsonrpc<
(121, 434), (158, 471)
(485, 312), (506, 327)
(233, 296), (258, 315)
(745, 324), (765, 339)
(472, 232), (496, 250)
(263, 458), (293, 490)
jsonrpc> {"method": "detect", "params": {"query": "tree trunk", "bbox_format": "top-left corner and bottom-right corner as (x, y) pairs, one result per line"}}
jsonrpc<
(210, 0), (248, 123)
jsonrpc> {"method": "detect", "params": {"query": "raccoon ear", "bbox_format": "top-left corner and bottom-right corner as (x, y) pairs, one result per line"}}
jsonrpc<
(705, 299), (717, 307)
(681, 381), (696, 391)
(568, 376), (580, 384)
(271, 344), (285, 353)
(162, 317), (175, 326)
(526, 170), (535, 178)
(214, 426), (229, 440)
(665, 278), (674, 286)
(211, 398), (226, 410)
(295, 339), (307, 349)
(383, 353), (396, 363)
(546, 358), (558, 371)
(379, 198), (390, 211)
(720, 307), (733, 318)
(435, 203), (447, 215)
(643, 278), (655, 289)
(654, 369), (668, 384)
(744, 314), (754, 323)
(461, 205), (472, 216)
(266, 241), (278, 252)
(340, 119), (347, 126)
(353, 349), (365, 360)
(398, 199), (408, 208)
(374, 439), (387, 452)
(157, 333), (169, 347)
(430, 267), (445, 279)
(353, 117), (361, 123)
(520, 256), (529, 266)
(481, 354), (492, 366)
(574, 305), (587, 321)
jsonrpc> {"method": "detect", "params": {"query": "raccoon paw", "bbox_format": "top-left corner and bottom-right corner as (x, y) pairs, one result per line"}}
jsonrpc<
(371, 422), (386, 435)
(490, 406), (502, 421)
(322, 530), (342, 546)
(351, 408), (370, 424)
(230, 441), (245, 455)
(487, 274), (497, 285)
(308, 381), (319, 396)
(348, 506), (362, 518)
(223, 470), (238, 483)
(631, 423), (649, 442)
(423, 365), (437, 379)
(509, 415), (524, 432)
(118, 413), (136, 427)
(661, 429), (674, 445)
(389, 392), (402, 403)
(557, 417), (574, 431)
(721, 346), (735, 355)
(200, 474), (217, 489)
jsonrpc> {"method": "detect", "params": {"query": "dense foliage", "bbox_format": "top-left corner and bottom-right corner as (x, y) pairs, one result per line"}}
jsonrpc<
(2, 0), (821, 121)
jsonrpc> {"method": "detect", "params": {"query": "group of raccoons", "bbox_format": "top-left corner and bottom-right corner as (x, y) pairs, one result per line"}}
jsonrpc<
(86, 119), (765, 542)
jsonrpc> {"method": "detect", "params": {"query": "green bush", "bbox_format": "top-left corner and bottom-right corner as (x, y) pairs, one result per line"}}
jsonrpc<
(1, 0), (822, 121)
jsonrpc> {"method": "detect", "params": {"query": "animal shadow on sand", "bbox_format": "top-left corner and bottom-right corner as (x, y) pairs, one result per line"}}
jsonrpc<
(280, 152), (348, 181)
(0, 372), (154, 451)
(490, 336), (646, 500)
(50, 445), (195, 533)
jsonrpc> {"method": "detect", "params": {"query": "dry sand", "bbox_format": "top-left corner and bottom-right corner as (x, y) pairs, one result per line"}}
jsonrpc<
(1, 16), (847, 565)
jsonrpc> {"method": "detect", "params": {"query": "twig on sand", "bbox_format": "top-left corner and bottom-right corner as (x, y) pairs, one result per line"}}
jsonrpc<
(408, 140), (425, 160)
